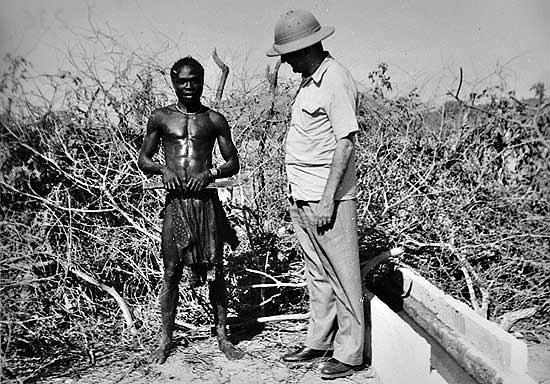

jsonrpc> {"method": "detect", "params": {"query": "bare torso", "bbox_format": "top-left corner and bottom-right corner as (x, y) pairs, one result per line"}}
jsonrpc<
(160, 105), (217, 182)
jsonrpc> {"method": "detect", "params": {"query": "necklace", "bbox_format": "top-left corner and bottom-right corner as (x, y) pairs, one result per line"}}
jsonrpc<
(175, 104), (201, 117)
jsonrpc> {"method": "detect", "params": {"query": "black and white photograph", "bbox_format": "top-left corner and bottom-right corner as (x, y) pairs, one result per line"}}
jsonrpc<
(1, 1), (548, 383)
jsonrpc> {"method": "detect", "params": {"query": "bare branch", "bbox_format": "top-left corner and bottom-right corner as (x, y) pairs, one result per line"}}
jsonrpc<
(58, 260), (138, 336)
(498, 307), (537, 332)
(255, 313), (309, 323)
(266, 60), (281, 94)
(212, 48), (229, 101)
(454, 67), (463, 99)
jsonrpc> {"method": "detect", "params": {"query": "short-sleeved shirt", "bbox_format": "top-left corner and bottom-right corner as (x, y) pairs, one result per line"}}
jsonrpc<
(285, 54), (359, 201)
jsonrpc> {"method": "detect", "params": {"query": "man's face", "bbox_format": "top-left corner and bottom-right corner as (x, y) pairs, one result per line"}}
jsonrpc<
(281, 49), (308, 74)
(172, 65), (203, 103)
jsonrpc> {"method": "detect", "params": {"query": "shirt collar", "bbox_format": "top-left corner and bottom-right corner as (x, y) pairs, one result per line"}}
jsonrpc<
(303, 53), (332, 86)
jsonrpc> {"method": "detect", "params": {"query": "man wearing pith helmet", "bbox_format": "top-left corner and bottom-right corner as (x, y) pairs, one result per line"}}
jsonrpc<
(267, 9), (365, 380)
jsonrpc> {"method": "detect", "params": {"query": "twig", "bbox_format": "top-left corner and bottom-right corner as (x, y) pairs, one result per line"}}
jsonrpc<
(0, 179), (115, 214)
(266, 60), (281, 94)
(175, 320), (199, 331)
(244, 268), (280, 283)
(103, 189), (161, 243)
(236, 282), (306, 289)
(446, 91), (537, 131)
(454, 67), (463, 99)
(403, 236), (489, 317)
(60, 261), (138, 336)
(498, 307), (537, 332)
(259, 292), (281, 307)
(455, 252), (485, 316)
(255, 313), (309, 323)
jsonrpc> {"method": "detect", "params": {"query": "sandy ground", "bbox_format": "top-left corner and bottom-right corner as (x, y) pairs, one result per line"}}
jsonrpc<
(528, 340), (550, 384)
(43, 322), (378, 384)
(23, 322), (550, 384)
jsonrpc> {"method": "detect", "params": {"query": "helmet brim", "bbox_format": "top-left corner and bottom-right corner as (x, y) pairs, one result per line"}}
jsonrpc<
(266, 26), (335, 57)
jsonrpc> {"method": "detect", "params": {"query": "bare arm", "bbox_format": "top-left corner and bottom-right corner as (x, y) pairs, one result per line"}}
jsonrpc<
(316, 133), (355, 228)
(138, 111), (183, 190)
(138, 112), (163, 174)
(315, 70), (359, 228)
(213, 112), (240, 178)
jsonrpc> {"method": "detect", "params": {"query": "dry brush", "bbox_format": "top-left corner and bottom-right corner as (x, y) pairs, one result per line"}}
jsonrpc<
(0, 48), (548, 382)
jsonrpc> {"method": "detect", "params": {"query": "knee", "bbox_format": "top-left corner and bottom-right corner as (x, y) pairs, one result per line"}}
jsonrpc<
(209, 270), (225, 288)
(208, 279), (226, 300)
(163, 265), (182, 285)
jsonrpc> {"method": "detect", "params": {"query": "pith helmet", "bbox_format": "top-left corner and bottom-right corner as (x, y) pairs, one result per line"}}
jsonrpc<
(266, 10), (334, 57)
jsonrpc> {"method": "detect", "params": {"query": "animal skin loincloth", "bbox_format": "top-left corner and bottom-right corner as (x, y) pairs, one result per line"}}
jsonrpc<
(162, 190), (238, 285)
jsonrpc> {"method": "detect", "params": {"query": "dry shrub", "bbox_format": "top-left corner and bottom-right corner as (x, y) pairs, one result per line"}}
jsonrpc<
(0, 43), (300, 380)
(356, 75), (549, 329)
(1, 44), (548, 383)
(1, 49), (169, 381)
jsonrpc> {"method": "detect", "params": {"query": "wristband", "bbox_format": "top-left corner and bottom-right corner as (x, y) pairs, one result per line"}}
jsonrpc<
(209, 168), (220, 179)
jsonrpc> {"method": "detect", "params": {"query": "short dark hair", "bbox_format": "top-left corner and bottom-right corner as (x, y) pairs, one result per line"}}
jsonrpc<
(170, 56), (204, 81)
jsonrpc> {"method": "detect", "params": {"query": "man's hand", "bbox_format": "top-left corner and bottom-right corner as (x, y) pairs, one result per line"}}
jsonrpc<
(186, 170), (214, 192)
(316, 197), (335, 229)
(162, 166), (185, 191)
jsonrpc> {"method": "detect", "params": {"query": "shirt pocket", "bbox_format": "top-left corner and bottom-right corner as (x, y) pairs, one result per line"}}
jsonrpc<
(301, 101), (324, 117)
(300, 100), (327, 131)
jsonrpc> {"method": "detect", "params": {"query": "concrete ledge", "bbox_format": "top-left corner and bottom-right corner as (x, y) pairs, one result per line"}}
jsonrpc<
(399, 267), (535, 384)
(371, 295), (447, 384)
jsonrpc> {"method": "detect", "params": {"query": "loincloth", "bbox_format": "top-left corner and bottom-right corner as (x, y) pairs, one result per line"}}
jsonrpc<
(162, 190), (238, 283)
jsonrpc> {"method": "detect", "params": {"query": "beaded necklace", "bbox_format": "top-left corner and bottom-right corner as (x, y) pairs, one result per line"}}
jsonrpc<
(175, 103), (201, 118)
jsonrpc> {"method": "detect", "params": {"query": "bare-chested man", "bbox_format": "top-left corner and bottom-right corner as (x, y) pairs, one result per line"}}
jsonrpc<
(138, 56), (243, 364)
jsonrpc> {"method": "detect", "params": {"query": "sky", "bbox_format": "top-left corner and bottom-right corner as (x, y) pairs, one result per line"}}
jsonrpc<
(1, 0), (549, 103)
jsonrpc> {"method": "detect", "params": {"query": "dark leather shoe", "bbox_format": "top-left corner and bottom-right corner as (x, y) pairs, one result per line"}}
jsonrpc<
(320, 358), (354, 379)
(282, 346), (331, 362)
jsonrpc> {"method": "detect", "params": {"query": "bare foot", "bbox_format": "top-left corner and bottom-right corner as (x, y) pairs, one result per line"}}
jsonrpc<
(151, 342), (172, 364)
(218, 338), (245, 360)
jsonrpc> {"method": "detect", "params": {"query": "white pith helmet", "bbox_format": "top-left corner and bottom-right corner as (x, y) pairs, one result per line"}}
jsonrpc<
(266, 10), (335, 57)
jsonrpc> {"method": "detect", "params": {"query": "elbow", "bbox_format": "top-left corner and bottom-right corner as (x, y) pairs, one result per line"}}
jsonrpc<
(343, 140), (354, 152)
(232, 157), (240, 175)
(343, 134), (356, 152)
(339, 139), (354, 156)
(137, 154), (147, 173)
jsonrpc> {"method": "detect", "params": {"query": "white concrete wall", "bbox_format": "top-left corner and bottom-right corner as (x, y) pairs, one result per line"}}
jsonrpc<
(399, 268), (536, 384)
(370, 295), (447, 384)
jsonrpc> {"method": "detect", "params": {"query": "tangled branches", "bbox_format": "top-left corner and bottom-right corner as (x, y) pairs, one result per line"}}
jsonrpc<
(0, 49), (299, 381)
(1, 45), (548, 382)
(355, 83), (550, 329)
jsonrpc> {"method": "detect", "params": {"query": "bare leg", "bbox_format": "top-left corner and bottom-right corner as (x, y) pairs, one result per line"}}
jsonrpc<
(208, 266), (244, 360)
(152, 213), (184, 364)
(151, 262), (183, 364)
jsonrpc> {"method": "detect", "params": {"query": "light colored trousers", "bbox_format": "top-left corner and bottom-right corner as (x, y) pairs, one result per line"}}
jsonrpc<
(289, 199), (364, 366)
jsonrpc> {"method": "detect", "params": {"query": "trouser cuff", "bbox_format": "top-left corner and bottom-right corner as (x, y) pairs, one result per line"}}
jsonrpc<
(305, 341), (333, 351)
(332, 352), (363, 366)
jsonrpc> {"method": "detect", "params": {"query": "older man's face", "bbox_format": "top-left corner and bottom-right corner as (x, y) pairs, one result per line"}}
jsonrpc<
(281, 49), (308, 74)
